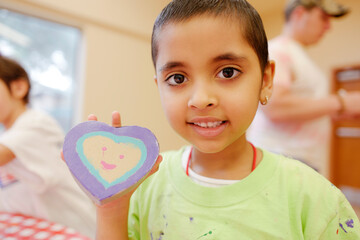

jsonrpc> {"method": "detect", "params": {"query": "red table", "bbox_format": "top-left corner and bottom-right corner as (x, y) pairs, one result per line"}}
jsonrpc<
(0, 212), (91, 240)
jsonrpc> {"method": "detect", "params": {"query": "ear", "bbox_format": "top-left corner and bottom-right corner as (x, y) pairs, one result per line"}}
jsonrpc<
(10, 78), (29, 101)
(260, 60), (275, 105)
(154, 75), (158, 86)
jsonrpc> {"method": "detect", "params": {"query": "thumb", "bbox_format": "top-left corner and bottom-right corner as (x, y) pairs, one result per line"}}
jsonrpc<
(148, 155), (163, 177)
(60, 150), (65, 162)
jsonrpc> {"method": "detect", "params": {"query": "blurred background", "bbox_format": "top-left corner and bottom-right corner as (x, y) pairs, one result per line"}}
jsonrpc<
(0, 0), (359, 215)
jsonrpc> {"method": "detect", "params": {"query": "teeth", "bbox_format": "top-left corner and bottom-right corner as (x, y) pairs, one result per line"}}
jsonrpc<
(194, 121), (223, 128)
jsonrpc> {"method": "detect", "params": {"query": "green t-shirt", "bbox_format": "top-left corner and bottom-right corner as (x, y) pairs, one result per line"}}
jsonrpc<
(128, 147), (360, 239)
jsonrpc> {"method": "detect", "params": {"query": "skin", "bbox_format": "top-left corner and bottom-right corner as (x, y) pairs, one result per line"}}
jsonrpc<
(264, 6), (360, 123)
(91, 14), (274, 239)
(0, 79), (28, 166)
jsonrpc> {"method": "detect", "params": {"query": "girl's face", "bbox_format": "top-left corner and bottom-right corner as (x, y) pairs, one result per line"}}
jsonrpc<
(0, 79), (28, 128)
(155, 15), (273, 154)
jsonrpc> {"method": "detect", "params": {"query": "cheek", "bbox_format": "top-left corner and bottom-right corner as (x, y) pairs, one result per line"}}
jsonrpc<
(158, 90), (172, 115)
(222, 89), (259, 120)
(229, 100), (257, 118)
(159, 90), (186, 125)
(163, 99), (182, 123)
(0, 98), (10, 117)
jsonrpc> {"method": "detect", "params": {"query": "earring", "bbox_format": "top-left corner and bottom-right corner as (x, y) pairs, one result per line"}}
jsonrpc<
(261, 96), (269, 105)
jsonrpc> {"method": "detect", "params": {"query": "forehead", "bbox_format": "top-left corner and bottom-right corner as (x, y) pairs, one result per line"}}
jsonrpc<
(155, 15), (257, 70)
(306, 6), (328, 18)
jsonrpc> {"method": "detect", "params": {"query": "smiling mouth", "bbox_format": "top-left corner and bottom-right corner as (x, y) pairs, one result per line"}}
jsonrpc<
(191, 121), (227, 128)
(188, 120), (227, 137)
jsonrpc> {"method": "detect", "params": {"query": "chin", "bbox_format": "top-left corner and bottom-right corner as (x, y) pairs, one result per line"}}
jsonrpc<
(191, 141), (227, 154)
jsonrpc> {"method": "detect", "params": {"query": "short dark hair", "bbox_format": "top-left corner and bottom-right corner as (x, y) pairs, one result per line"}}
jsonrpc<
(0, 55), (31, 104)
(151, 0), (269, 73)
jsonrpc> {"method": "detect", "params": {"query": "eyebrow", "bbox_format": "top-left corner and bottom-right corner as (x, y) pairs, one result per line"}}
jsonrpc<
(212, 53), (248, 63)
(158, 53), (248, 73)
(158, 62), (185, 73)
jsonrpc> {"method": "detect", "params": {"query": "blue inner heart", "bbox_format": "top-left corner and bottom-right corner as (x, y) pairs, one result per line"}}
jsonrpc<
(76, 131), (147, 189)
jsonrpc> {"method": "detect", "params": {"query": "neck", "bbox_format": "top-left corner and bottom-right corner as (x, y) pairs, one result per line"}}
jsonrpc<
(190, 139), (261, 180)
(4, 104), (27, 129)
(282, 23), (306, 46)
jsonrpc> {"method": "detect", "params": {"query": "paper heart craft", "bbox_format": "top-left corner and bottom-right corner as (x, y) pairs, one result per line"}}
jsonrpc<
(63, 121), (159, 205)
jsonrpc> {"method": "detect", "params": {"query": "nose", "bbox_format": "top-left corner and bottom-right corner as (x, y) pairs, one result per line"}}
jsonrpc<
(188, 83), (217, 110)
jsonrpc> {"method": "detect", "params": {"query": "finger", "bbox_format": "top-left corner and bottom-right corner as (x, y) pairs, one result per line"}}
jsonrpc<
(148, 155), (163, 176)
(88, 114), (98, 121)
(112, 111), (121, 128)
(60, 151), (65, 162)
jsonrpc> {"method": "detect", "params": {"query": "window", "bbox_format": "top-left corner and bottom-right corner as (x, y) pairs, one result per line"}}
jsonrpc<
(0, 8), (82, 132)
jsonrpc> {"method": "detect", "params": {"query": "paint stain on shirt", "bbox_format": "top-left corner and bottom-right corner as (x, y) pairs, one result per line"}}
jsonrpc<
(197, 230), (213, 239)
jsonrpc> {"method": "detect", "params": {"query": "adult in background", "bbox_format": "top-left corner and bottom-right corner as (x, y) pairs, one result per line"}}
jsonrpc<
(247, 0), (360, 177)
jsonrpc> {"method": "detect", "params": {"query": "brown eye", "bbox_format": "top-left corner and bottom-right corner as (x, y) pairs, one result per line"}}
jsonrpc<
(174, 74), (184, 83)
(222, 68), (234, 78)
(166, 74), (188, 86)
(217, 67), (241, 80)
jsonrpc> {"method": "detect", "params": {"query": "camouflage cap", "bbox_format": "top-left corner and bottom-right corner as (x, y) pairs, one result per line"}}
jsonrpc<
(286, 0), (349, 17)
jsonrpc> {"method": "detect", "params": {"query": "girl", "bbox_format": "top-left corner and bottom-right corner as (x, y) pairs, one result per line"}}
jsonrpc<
(71, 0), (360, 239)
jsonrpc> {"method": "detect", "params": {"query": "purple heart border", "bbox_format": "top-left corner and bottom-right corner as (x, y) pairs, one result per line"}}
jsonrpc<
(63, 121), (159, 205)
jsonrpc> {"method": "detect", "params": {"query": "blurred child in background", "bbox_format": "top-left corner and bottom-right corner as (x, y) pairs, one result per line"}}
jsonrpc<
(0, 55), (95, 238)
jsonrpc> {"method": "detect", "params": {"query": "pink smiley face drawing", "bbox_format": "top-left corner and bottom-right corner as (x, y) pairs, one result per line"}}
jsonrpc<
(82, 136), (141, 183)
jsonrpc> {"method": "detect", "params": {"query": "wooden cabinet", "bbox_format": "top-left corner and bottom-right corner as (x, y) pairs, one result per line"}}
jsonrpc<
(331, 65), (360, 205)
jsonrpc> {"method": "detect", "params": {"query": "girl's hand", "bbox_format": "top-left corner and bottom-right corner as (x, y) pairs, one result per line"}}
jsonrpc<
(94, 111), (162, 239)
(90, 111), (163, 200)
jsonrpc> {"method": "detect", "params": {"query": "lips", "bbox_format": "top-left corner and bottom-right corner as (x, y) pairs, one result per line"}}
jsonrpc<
(188, 118), (228, 137)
